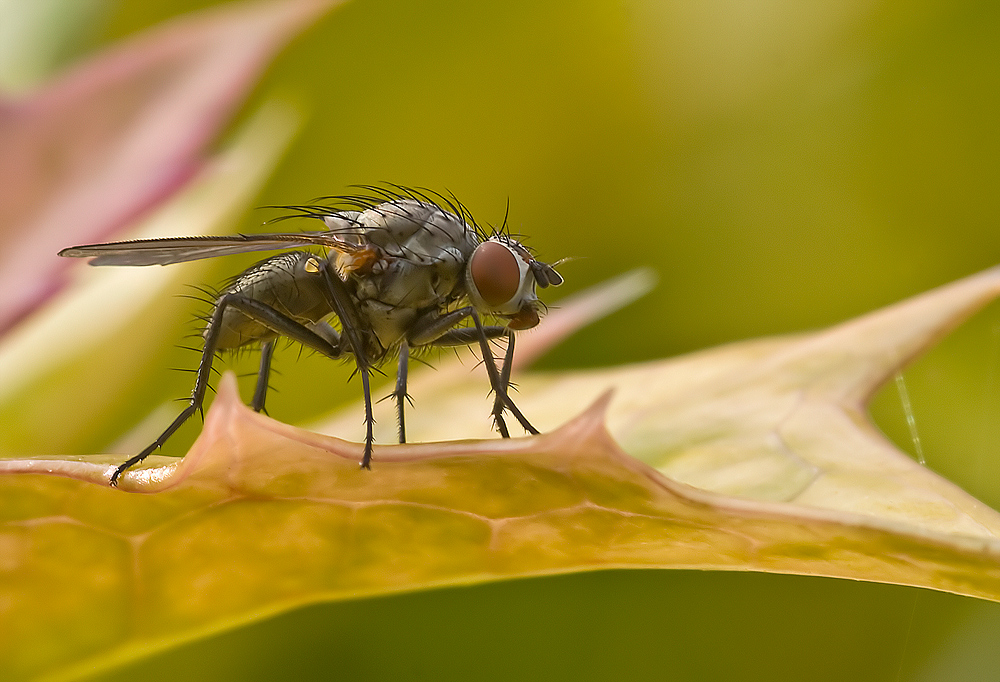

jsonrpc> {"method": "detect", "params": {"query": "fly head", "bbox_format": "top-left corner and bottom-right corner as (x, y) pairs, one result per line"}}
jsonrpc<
(465, 237), (563, 330)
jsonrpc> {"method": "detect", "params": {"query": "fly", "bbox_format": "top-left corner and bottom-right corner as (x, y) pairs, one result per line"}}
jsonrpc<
(58, 186), (564, 486)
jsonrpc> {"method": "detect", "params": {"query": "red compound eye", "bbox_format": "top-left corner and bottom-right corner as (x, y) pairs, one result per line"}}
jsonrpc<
(470, 241), (522, 307)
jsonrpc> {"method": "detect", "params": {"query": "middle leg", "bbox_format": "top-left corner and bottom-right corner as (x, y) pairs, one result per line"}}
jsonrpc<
(392, 341), (412, 443)
(251, 339), (276, 413)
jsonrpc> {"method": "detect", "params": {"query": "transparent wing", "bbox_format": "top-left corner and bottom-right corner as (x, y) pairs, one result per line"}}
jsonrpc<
(58, 232), (363, 267)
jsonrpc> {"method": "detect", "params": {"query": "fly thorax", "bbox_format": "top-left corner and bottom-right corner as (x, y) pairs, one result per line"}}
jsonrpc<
(357, 298), (418, 348)
(355, 200), (477, 264)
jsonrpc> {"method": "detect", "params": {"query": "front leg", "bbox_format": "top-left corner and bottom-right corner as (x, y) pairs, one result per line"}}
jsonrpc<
(406, 307), (510, 439)
(470, 311), (539, 437)
(429, 324), (513, 434)
(419, 309), (536, 439)
(492, 330), (518, 436)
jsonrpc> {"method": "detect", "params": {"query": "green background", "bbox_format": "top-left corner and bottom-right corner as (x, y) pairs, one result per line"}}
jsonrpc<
(28, 0), (1000, 678)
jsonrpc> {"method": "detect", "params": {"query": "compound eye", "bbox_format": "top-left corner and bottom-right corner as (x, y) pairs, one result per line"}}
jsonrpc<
(469, 241), (523, 308)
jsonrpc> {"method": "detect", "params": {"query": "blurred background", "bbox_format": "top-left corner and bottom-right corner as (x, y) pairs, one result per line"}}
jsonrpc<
(4, 0), (1000, 679)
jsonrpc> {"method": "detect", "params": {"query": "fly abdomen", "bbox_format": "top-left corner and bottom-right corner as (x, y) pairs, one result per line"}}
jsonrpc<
(213, 251), (333, 349)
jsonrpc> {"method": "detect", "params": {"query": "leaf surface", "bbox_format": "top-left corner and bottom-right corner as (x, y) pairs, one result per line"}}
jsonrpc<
(4, 266), (1000, 679)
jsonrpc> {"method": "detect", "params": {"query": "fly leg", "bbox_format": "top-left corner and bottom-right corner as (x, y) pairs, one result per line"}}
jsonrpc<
(111, 294), (344, 487)
(251, 339), (276, 413)
(471, 311), (539, 437)
(319, 268), (377, 469)
(491, 330), (518, 437)
(481, 331), (509, 438)
(391, 342), (412, 443)
(251, 319), (340, 415)
(418, 309), (535, 438)
(399, 307), (485, 443)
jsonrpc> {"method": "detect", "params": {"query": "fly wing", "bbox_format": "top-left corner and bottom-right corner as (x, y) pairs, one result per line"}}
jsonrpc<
(59, 232), (364, 267)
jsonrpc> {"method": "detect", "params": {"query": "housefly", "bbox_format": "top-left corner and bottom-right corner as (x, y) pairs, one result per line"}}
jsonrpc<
(59, 186), (563, 486)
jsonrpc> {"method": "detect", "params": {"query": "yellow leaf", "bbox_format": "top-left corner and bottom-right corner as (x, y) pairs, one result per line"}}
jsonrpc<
(4, 266), (1000, 679)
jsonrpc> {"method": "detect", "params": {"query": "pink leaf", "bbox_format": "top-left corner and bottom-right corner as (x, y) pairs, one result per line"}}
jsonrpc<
(0, 0), (338, 335)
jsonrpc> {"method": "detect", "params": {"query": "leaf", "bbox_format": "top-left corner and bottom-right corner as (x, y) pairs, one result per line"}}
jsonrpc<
(0, 0), (338, 335)
(4, 266), (1000, 679)
(0, 99), (301, 455)
(0, 0), (107, 92)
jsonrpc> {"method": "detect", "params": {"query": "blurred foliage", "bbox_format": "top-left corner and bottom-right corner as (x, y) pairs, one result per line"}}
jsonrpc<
(14, 0), (1000, 679)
